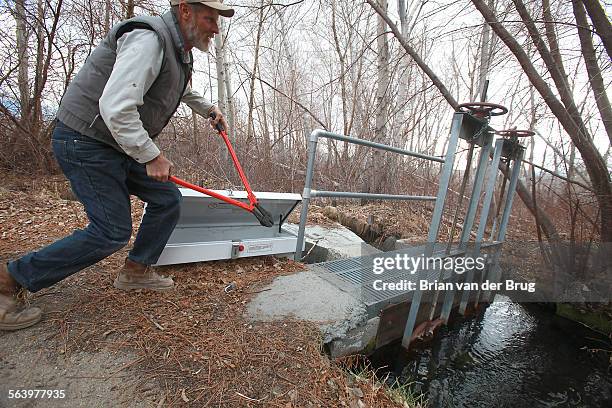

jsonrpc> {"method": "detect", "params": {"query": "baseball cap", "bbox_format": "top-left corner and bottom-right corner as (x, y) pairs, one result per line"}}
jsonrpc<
(170, 0), (235, 17)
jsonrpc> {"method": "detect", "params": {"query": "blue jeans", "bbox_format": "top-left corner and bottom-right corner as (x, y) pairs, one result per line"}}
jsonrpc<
(7, 121), (182, 292)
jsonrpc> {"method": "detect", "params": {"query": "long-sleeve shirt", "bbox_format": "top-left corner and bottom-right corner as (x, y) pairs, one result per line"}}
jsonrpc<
(99, 29), (214, 163)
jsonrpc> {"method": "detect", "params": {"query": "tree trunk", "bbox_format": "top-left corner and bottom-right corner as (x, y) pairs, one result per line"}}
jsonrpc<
(15, 0), (29, 122)
(397, 0), (409, 119)
(246, 1), (265, 153)
(259, 80), (271, 160)
(125, 0), (134, 19)
(32, 0), (45, 126)
(580, 0), (612, 59)
(214, 23), (227, 115)
(371, 0), (390, 196)
(104, 0), (111, 33)
(31, 0), (62, 128)
(471, 0), (612, 242)
(572, 0), (612, 145)
(330, 0), (350, 169)
(222, 36), (235, 139)
(542, 0), (567, 83)
(476, 0), (492, 100)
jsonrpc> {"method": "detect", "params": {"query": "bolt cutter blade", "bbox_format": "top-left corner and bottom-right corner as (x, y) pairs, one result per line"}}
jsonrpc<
(253, 203), (274, 228)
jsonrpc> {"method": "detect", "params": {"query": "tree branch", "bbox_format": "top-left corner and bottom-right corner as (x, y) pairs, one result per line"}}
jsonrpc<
(523, 158), (593, 192)
(365, 0), (458, 109)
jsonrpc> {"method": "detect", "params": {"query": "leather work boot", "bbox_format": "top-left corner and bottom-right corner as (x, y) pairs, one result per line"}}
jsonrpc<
(113, 258), (174, 292)
(0, 263), (42, 331)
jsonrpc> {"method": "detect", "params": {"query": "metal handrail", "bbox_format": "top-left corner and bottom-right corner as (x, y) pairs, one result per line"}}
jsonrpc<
(294, 129), (445, 261)
(314, 130), (445, 163)
(310, 190), (436, 201)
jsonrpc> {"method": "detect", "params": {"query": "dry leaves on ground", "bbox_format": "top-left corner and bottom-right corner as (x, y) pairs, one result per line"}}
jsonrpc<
(1, 177), (405, 407)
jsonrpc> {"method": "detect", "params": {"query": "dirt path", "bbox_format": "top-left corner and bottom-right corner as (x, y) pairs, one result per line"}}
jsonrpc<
(1, 322), (152, 408)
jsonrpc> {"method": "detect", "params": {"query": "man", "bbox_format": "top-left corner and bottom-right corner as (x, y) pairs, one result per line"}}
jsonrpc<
(0, 0), (234, 330)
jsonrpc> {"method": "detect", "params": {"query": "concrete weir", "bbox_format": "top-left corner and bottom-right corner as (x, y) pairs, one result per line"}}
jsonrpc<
(247, 223), (382, 357)
(282, 223), (381, 263)
(246, 223), (496, 357)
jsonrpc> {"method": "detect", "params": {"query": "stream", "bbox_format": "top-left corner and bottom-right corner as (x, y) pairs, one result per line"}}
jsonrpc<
(371, 296), (612, 407)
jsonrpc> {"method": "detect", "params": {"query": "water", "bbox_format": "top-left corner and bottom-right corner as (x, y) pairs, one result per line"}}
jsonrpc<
(373, 296), (612, 408)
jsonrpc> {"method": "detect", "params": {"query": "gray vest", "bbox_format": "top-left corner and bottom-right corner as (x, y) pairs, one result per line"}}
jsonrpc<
(56, 11), (192, 153)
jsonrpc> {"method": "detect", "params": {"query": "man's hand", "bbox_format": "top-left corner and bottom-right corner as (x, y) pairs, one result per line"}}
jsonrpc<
(208, 106), (229, 132)
(146, 153), (173, 182)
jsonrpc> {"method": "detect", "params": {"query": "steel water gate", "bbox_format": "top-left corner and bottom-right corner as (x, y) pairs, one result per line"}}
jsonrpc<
(295, 102), (530, 348)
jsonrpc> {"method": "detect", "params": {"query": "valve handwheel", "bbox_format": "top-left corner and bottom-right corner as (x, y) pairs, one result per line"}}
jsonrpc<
(457, 102), (509, 118)
(495, 129), (535, 138)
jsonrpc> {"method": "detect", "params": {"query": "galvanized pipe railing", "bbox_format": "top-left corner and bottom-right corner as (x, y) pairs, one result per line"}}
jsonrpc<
(294, 129), (443, 261)
(319, 131), (445, 163)
(311, 190), (436, 201)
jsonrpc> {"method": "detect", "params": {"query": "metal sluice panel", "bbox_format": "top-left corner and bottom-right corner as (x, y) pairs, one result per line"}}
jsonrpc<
(176, 189), (301, 229)
(155, 189), (302, 265)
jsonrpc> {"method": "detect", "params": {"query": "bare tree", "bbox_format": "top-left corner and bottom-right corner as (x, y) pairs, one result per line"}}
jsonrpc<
(470, 0), (612, 241)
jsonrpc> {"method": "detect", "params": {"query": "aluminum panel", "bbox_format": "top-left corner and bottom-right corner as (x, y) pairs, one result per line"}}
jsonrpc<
(176, 189), (301, 228)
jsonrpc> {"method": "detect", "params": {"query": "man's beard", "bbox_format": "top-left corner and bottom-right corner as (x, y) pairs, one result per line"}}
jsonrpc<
(185, 18), (210, 52)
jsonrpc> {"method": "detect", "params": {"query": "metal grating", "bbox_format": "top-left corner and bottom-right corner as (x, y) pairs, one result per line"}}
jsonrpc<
(314, 249), (493, 317)
(319, 258), (361, 274)
(316, 258), (421, 316)
(337, 270), (364, 285)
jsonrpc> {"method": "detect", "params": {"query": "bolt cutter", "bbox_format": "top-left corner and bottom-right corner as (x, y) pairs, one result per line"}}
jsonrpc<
(169, 113), (274, 228)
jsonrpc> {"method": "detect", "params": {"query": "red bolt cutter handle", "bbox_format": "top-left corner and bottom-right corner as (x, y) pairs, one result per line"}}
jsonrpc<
(215, 123), (258, 206)
(168, 113), (274, 228)
(169, 175), (253, 212)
